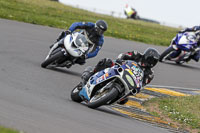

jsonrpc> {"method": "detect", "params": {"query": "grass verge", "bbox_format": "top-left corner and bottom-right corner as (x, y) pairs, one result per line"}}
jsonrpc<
(0, 125), (20, 133)
(0, 0), (179, 46)
(144, 95), (200, 133)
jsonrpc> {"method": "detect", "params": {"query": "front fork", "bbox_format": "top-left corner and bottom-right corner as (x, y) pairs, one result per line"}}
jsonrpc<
(45, 39), (66, 60)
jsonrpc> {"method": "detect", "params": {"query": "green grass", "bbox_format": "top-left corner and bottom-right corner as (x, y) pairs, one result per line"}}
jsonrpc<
(0, 0), (179, 46)
(144, 95), (200, 132)
(0, 125), (20, 133)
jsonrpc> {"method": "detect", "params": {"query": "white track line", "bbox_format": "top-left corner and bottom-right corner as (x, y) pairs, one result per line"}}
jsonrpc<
(146, 84), (200, 91)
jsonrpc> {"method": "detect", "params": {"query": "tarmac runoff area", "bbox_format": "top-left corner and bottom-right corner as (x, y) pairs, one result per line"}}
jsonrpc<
(109, 86), (200, 132)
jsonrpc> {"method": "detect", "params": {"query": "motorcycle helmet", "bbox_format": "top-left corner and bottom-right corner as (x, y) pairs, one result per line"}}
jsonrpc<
(142, 48), (160, 68)
(95, 20), (108, 36)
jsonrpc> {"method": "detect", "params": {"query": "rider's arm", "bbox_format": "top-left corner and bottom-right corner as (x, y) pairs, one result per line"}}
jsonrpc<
(117, 51), (143, 62)
(94, 58), (114, 73)
(68, 22), (94, 32)
(143, 69), (154, 86)
(180, 26), (200, 33)
(86, 36), (104, 59)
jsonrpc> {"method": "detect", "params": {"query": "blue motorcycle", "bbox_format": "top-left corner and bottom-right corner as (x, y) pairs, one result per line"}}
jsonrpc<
(71, 60), (144, 109)
(159, 32), (200, 64)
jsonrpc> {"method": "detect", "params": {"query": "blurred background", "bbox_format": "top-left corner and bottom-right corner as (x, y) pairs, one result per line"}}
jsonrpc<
(59, 0), (199, 28)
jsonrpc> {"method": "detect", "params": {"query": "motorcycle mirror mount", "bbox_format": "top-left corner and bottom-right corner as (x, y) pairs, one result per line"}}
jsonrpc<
(117, 67), (123, 73)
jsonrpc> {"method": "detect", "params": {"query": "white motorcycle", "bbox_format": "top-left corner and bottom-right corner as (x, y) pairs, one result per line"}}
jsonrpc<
(41, 32), (89, 68)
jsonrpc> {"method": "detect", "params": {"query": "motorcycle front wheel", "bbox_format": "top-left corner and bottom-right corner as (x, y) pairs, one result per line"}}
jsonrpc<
(71, 83), (83, 103)
(41, 51), (65, 68)
(159, 46), (174, 62)
(87, 83), (119, 109)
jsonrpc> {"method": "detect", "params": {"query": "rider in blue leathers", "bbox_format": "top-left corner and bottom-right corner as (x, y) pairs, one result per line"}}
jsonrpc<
(50, 20), (108, 66)
(168, 26), (200, 62)
(179, 26), (200, 33)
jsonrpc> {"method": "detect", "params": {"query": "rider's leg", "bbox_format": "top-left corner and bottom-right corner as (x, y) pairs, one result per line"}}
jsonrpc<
(75, 56), (86, 65)
(94, 58), (114, 72)
(81, 66), (95, 85)
(191, 51), (200, 62)
(50, 31), (70, 48)
(81, 58), (114, 84)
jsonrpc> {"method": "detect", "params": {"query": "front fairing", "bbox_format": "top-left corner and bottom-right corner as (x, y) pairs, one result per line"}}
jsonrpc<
(175, 33), (198, 51)
(79, 60), (144, 101)
(64, 33), (85, 57)
(79, 67), (119, 101)
(120, 61), (143, 92)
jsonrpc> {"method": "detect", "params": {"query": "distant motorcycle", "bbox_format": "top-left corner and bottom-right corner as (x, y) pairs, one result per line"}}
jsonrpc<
(71, 60), (144, 109)
(41, 32), (89, 68)
(159, 32), (200, 64)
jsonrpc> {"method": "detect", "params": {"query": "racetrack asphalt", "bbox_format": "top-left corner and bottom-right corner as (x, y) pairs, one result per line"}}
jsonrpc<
(0, 18), (199, 133)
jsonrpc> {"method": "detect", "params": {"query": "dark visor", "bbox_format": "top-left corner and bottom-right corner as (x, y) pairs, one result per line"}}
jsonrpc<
(96, 27), (105, 35)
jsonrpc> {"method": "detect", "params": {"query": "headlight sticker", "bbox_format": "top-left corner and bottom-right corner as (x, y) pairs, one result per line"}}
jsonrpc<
(125, 74), (135, 87)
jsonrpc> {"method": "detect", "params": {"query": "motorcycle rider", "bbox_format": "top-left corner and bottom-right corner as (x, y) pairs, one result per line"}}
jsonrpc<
(124, 4), (138, 19)
(48, 20), (108, 66)
(179, 25), (200, 33)
(81, 48), (160, 104)
(167, 26), (200, 62)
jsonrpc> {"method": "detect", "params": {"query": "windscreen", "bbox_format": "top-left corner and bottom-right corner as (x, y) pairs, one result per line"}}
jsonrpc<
(75, 34), (88, 47)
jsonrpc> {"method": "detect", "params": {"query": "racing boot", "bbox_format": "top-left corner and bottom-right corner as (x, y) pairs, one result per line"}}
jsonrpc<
(190, 54), (199, 62)
(81, 66), (94, 84)
(75, 56), (86, 65)
(65, 61), (73, 68)
(185, 56), (192, 62)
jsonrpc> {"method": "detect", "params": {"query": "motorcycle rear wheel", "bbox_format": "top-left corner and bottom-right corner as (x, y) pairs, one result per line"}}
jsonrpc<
(87, 83), (119, 109)
(41, 51), (64, 68)
(159, 46), (174, 62)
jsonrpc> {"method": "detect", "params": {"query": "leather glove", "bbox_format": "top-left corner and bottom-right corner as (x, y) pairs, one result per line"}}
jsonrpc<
(115, 58), (123, 65)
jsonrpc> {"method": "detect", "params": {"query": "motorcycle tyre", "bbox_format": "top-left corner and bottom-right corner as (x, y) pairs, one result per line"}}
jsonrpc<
(41, 51), (64, 68)
(87, 84), (119, 109)
(159, 46), (174, 62)
(71, 84), (83, 103)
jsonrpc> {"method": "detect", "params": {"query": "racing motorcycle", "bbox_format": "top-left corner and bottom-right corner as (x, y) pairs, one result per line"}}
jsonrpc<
(41, 32), (89, 68)
(71, 60), (144, 109)
(159, 32), (200, 64)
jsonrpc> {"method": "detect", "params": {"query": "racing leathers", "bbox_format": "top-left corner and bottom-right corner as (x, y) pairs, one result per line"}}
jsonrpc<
(124, 5), (138, 19)
(179, 26), (200, 33)
(82, 50), (154, 88)
(81, 50), (156, 105)
(68, 22), (104, 59)
(52, 22), (104, 65)
(117, 51), (154, 86)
